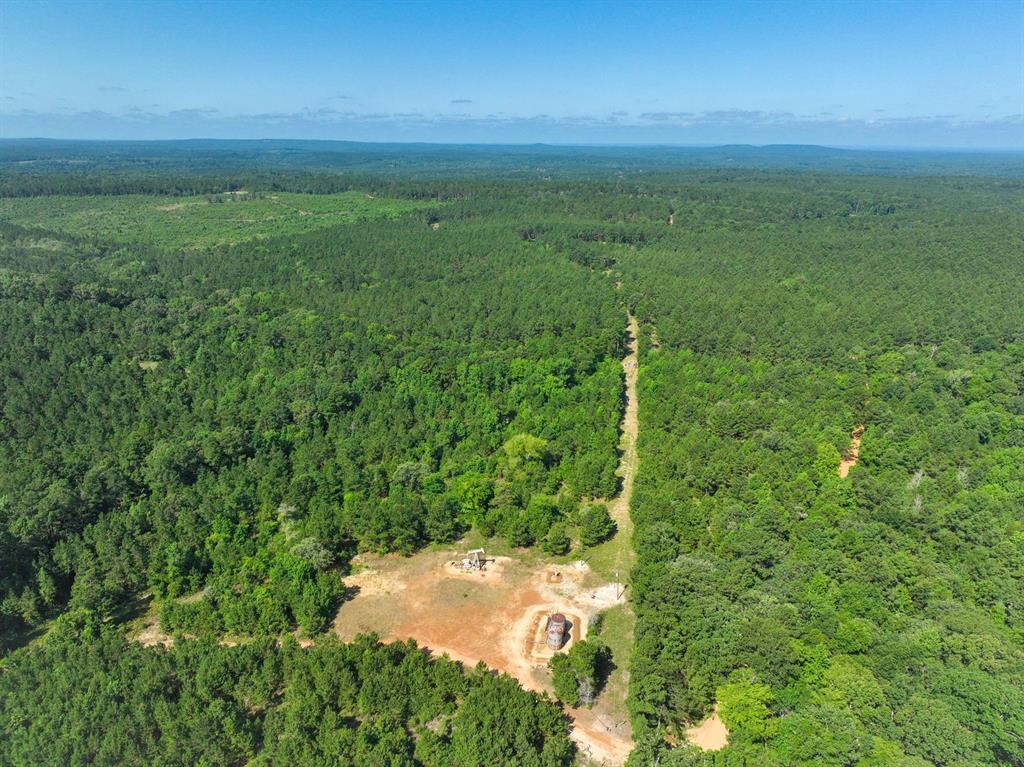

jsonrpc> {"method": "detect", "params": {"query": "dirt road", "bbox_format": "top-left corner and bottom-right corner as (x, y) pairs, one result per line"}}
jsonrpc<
(608, 314), (639, 556)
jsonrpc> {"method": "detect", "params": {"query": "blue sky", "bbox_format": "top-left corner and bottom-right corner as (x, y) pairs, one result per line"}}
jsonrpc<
(1, 0), (1022, 148)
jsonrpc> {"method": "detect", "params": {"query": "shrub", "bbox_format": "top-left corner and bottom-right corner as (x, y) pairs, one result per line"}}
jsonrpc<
(579, 503), (616, 547)
(543, 523), (572, 555)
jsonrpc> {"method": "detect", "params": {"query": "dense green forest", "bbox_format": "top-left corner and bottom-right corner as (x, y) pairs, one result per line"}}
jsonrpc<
(615, 176), (1024, 765)
(0, 191), (623, 638)
(1, 142), (1022, 766)
(1, 611), (573, 766)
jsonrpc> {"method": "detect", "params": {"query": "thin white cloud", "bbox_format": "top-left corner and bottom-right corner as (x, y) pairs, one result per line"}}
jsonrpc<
(639, 111), (694, 121)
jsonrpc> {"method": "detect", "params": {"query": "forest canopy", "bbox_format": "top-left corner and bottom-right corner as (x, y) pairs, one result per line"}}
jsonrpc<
(1, 142), (1022, 767)
(0, 613), (573, 767)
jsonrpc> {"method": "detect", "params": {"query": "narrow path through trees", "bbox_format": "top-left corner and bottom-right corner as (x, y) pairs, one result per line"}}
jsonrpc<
(608, 313), (639, 560)
(569, 313), (641, 765)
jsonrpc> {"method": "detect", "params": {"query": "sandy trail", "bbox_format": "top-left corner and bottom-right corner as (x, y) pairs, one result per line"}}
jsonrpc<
(839, 424), (865, 477)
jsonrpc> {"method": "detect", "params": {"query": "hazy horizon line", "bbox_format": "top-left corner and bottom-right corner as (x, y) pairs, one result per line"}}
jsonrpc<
(2, 136), (1022, 154)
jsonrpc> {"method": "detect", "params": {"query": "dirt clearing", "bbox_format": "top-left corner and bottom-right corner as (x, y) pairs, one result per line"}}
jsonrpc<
(334, 549), (631, 763)
(334, 551), (614, 692)
(135, 617), (174, 648)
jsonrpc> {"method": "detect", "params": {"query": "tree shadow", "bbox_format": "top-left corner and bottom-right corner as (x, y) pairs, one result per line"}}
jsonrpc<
(107, 592), (153, 626)
(594, 646), (617, 698)
(0, 623), (47, 656)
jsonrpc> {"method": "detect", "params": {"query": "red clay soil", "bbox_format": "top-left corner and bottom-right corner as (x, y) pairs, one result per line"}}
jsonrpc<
(334, 553), (584, 693)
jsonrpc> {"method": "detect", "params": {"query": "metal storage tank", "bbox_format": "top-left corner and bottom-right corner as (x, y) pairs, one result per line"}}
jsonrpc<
(546, 612), (567, 649)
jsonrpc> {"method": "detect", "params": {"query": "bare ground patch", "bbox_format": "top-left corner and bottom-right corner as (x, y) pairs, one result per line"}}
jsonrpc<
(685, 706), (729, 751)
(334, 551), (608, 689)
(135, 617), (175, 648)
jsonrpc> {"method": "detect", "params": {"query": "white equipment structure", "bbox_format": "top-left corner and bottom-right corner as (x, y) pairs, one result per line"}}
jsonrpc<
(459, 548), (486, 570)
